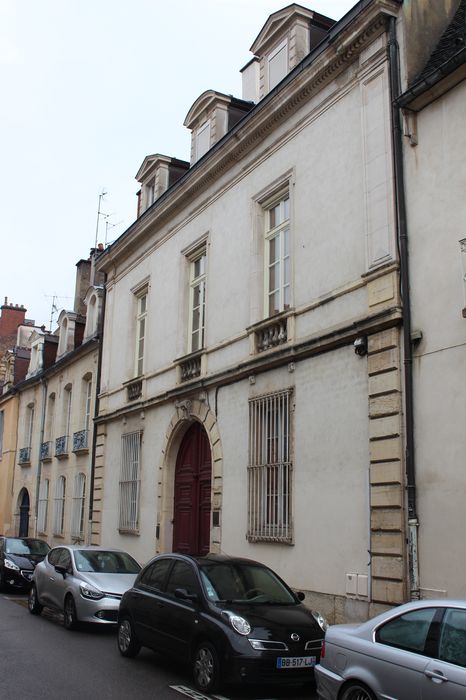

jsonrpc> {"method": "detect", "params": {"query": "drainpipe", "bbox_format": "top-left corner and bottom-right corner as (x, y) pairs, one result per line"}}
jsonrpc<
(87, 279), (107, 545)
(34, 377), (48, 537)
(388, 16), (419, 600)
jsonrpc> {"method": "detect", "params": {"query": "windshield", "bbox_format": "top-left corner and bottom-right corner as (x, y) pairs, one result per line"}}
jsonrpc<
(5, 538), (50, 556)
(73, 549), (140, 574)
(199, 561), (297, 605)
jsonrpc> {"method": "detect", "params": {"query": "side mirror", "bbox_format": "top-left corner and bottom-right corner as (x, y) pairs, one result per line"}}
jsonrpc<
(174, 587), (198, 602)
(55, 565), (67, 578)
(296, 591), (305, 602)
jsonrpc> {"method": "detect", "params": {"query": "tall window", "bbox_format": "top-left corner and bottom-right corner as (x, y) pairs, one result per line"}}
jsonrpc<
(268, 39), (288, 91)
(37, 479), (49, 533)
(135, 291), (147, 377)
(26, 404), (35, 449)
(71, 473), (86, 540)
(45, 393), (55, 441)
(248, 389), (292, 543)
(65, 386), (72, 438)
(119, 431), (142, 533)
(84, 379), (92, 432)
(189, 250), (206, 352)
(196, 121), (211, 161)
(53, 476), (66, 535)
(265, 193), (290, 317)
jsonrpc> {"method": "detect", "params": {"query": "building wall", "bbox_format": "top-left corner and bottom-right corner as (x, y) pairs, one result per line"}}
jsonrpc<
(13, 345), (99, 544)
(0, 394), (19, 535)
(404, 80), (466, 598)
(95, 5), (407, 622)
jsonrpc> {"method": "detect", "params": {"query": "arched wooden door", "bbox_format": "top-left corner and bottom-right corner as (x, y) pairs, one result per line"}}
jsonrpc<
(172, 422), (212, 555)
(18, 489), (30, 537)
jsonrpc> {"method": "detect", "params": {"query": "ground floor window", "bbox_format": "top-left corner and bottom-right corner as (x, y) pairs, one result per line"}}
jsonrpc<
(119, 431), (142, 533)
(247, 389), (292, 543)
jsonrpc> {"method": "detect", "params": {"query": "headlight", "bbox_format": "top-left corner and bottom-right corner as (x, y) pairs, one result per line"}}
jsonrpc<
(224, 611), (251, 636)
(4, 558), (20, 571)
(312, 610), (328, 632)
(80, 582), (104, 600)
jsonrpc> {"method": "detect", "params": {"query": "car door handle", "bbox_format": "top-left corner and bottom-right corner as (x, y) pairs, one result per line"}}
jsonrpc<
(49, 577), (55, 582)
(425, 669), (449, 683)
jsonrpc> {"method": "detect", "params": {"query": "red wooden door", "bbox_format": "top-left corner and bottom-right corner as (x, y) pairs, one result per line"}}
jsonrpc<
(172, 422), (212, 555)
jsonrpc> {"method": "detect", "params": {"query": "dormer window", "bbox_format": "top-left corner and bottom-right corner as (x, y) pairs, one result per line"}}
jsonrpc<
(268, 39), (288, 90)
(196, 121), (211, 161)
(145, 180), (155, 209)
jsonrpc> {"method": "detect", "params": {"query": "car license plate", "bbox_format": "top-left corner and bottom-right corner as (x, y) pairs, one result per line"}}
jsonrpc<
(276, 656), (316, 669)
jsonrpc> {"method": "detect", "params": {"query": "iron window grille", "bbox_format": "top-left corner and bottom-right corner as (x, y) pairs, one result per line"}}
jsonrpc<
(118, 431), (142, 533)
(248, 389), (293, 543)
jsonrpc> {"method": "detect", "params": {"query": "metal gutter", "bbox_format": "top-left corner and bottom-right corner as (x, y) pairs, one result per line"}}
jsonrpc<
(397, 46), (466, 109)
(388, 16), (419, 600)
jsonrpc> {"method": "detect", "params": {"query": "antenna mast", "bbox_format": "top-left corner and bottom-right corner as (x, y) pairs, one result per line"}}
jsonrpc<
(94, 189), (107, 249)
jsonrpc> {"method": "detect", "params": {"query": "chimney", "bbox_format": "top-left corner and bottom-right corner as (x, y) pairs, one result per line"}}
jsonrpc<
(0, 298), (27, 337)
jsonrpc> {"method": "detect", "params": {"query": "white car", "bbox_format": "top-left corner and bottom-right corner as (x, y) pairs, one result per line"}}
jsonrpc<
(28, 545), (141, 629)
(315, 599), (466, 699)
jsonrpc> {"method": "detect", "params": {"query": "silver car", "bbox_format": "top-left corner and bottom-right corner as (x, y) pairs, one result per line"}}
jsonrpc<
(315, 599), (466, 699)
(28, 545), (140, 629)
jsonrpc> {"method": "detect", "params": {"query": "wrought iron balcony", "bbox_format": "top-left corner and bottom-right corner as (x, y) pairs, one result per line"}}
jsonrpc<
(40, 441), (53, 462)
(18, 447), (31, 465)
(73, 429), (89, 453)
(55, 435), (69, 458)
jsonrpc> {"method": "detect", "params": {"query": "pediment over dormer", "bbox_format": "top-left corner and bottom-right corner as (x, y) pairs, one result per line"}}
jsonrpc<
(135, 153), (189, 216)
(245, 4), (335, 102)
(184, 90), (253, 165)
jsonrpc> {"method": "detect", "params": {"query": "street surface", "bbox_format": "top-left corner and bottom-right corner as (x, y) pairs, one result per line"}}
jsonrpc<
(0, 592), (318, 700)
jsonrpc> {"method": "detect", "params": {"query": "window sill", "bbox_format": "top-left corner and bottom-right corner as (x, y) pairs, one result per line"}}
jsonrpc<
(247, 309), (294, 354)
(175, 349), (206, 383)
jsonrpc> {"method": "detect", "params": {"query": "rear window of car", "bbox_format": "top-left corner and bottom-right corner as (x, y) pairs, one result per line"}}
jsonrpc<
(438, 609), (466, 667)
(74, 550), (140, 574)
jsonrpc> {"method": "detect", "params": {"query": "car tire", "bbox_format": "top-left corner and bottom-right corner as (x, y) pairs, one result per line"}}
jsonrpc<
(117, 617), (141, 658)
(28, 584), (43, 615)
(63, 594), (79, 631)
(192, 641), (221, 693)
(341, 681), (376, 700)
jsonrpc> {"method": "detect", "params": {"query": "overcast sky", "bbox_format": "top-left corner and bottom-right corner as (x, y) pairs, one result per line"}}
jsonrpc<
(1, 0), (357, 329)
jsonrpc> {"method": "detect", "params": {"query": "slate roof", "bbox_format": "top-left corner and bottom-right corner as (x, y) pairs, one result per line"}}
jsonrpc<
(416, 0), (466, 83)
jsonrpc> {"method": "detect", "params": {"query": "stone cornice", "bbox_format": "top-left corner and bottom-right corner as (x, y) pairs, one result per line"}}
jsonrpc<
(97, 0), (400, 274)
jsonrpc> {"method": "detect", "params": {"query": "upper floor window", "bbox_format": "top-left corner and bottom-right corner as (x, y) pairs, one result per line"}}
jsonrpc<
(145, 180), (155, 210)
(268, 39), (288, 91)
(45, 393), (55, 441)
(64, 385), (72, 438)
(196, 121), (211, 161)
(188, 250), (207, 353)
(264, 192), (290, 317)
(83, 377), (92, 432)
(26, 404), (35, 448)
(135, 290), (148, 377)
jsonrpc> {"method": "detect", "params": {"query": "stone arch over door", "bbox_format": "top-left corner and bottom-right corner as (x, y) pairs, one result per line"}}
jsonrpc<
(18, 488), (30, 537)
(157, 396), (223, 555)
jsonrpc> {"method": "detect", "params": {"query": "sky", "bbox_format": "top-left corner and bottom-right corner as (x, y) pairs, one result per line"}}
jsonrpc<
(1, 0), (357, 330)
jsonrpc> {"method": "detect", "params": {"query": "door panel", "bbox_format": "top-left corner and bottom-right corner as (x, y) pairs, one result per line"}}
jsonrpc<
(173, 423), (212, 555)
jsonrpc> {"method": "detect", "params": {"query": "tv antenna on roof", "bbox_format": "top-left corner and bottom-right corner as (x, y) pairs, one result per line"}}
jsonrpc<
(94, 189), (108, 249)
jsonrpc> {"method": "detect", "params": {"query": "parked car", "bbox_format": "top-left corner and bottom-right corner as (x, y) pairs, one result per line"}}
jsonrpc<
(0, 536), (50, 591)
(315, 599), (466, 699)
(116, 552), (328, 692)
(28, 545), (141, 629)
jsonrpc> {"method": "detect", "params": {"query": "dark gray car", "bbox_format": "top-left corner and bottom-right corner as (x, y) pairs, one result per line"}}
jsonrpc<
(315, 599), (466, 699)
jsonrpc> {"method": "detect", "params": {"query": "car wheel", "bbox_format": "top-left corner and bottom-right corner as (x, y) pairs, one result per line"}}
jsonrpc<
(192, 641), (221, 693)
(117, 617), (141, 658)
(63, 594), (79, 630)
(28, 584), (43, 615)
(340, 682), (376, 700)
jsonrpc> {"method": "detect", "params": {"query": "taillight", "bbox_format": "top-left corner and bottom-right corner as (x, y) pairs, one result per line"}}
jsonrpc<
(320, 640), (326, 658)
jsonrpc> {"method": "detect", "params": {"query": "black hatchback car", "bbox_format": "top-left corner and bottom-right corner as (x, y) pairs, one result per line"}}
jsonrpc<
(0, 536), (50, 591)
(117, 553), (327, 692)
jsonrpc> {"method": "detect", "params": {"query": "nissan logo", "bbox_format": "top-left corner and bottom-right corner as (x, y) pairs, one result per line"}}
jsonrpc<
(290, 633), (300, 642)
